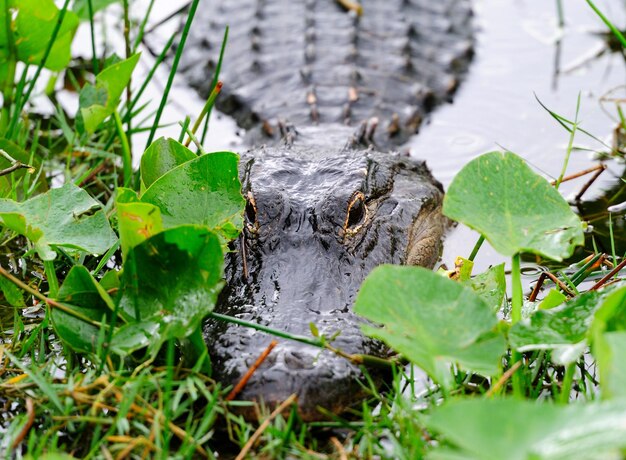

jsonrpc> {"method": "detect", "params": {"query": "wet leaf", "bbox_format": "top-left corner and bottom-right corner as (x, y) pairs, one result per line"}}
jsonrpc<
(141, 152), (244, 242)
(78, 53), (140, 133)
(463, 263), (505, 313)
(443, 151), (584, 261)
(509, 289), (602, 365)
(116, 188), (163, 260)
(116, 226), (224, 354)
(0, 183), (117, 261)
(51, 266), (116, 354)
(141, 137), (196, 190)
(354, 265), (506, 387)
(427, 398), (626, 460)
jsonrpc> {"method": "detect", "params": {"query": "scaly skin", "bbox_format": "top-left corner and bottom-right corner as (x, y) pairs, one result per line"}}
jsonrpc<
(181, 0), (473, 420)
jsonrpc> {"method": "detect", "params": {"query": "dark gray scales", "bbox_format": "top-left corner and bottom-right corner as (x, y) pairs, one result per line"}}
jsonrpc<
(180, 0), (474, 420)
(181, 0), (473, 146)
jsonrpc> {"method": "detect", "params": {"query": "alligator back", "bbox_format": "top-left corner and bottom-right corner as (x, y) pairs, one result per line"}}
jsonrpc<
(182, 0), (473, 146)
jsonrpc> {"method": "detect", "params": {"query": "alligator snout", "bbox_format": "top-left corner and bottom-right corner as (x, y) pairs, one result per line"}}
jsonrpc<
(202, 145), (445, 420)
(223, 337), (382, 420)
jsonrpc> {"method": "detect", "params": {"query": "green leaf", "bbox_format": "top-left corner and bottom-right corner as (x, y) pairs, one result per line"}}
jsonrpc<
(10, 0), (79, 71)
(354, 265), (506, 387)
(78, 53), (140, 133)
(594, 331), (626, 400)
(443, 151), (584, 261)
(0, 183), (117, 261)
(427, 398), (626, 460)
(0, 138), (45, 193)
(509, 289), (603, 365)
(0, 276), (24, 307)
(72, 0), (121, 20)
(463, 263), (505, 313)
(141, 137), (196, 190)
(539, 289), (567, 310)
(51, 266), (116, 354)
(141, 152), (245, 241)
(589, 284), (626, 398)
(109, 320), (160, 357)
(116, 226), (224, 355)
(116, 188), (163, 260)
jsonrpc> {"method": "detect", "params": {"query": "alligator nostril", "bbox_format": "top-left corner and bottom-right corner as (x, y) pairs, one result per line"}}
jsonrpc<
(284, 350), (315, 370)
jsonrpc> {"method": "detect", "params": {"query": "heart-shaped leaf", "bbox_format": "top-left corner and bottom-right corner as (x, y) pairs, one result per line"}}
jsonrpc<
(0, 183), (117, 261)
(140, 137), (196, 190)
(116, 225), (224, 353)
(141, 152), (244, 241)
(51, 266), (116, 354)
(443, 151), (584, 261)
(354, 265), (506, 387)
(9, 0), (79, 72)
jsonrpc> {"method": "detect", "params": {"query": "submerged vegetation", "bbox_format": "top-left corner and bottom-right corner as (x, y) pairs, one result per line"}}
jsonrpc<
(0, 0), (626, 458)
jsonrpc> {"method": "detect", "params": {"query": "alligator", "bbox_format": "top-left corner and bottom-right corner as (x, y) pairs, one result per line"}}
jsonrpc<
(180, 0), (473, 420)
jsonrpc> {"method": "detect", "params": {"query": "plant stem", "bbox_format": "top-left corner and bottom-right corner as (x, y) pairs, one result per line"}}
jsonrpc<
(43, 260), (59, 298)
(511, 253), (523, 324)
(559, 362), (575, 404)
(184, 82), (222, 148)
(114, 111), (133, 188)
(555, 92), (580, 190)
(586, 0), (626, 48)
(122, 0), (132, 143)
(468, 235), (485, 262)
(145, 0), (201, 149)
(1, 0), (17, 136)
(556, 0), (565, 28)
(87, 0), (99, 75)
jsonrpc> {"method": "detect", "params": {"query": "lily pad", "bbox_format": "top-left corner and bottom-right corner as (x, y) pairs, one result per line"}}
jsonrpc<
(116, 225), (224, 354)
(443, 151), (584, 261)
(141, 152), (244, 241)
(354, 265), (506, 387)
(0, 183), (117, 261)
(427, 398), (626, 460)
(140, 137), (196, 190)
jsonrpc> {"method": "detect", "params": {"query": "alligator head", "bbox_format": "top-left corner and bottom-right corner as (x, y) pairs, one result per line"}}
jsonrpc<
(181, 0), (473, 420)
(204, 141), (445, 420)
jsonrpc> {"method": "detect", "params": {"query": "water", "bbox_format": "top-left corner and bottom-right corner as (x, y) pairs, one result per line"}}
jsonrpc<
(407, 0), (626, 275)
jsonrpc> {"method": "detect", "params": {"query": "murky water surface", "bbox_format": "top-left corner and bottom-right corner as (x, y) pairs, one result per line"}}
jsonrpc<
(414, 0), (626, 274)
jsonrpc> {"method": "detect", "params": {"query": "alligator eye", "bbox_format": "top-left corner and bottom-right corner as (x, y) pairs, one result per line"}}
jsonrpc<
(344, 191), (367, 233)
(245, 191), (258, 227)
